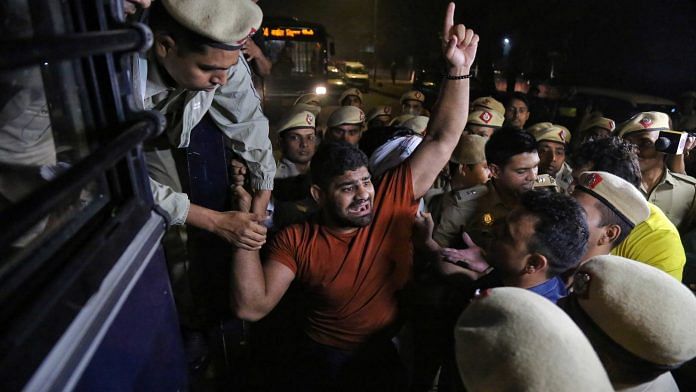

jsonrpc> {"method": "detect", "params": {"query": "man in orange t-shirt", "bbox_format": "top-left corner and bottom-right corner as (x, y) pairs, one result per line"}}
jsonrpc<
(230, 3), (480, 389)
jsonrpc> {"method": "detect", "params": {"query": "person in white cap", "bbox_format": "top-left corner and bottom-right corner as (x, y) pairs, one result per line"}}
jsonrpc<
(569, 137), (686, 280)
(275, 111), (318, 179)
(230, 4), (480, 389)
(617, 112), (696, 232)
(400, 90), (426, 116)
(455, 287), (613, 392)
(527, 122), (574, 193)
(338, 87), (363, 108)
(365, 105), (393, 129)
(562, 255), (696, 390)
(137, 0), (271, 240)
(325, 106), (366, 145)
(572, 171), (650, 263)
(577, 115), (616, 144)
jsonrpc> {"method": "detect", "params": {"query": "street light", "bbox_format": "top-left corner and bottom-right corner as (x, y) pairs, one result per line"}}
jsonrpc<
(502, 37), (511, 57)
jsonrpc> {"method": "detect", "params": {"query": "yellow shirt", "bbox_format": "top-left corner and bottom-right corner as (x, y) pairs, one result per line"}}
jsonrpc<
(612, 203), (685, 281)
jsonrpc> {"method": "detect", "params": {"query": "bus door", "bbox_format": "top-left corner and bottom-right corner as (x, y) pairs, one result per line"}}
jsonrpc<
(0, 1), (186, 390)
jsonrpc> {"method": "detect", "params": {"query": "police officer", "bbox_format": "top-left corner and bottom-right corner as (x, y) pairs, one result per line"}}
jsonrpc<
(576, 115), (615, 144)
(431, 134), (489, 241)
(464, 108), (504, 138)
(400, 90), (426, 116)
(338, 87), (363, 108)
(433, 128), (538, 249)
(365, 105), (393, 129)
(275, 111), (318, 179)
(527, 122), (574, 193)
(562, 255), (696, 390)
(470, 96), (505, 117)
(325, 105), (365, 145)
(617, 112), (696, 232)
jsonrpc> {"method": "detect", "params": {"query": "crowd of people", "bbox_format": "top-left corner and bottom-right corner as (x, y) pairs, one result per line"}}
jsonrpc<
(5, 0), (696, 390)
(135, 0), (696, 391)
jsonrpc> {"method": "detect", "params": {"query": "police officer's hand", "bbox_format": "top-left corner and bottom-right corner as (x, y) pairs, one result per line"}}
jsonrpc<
(442, 2), (479, 71)
(211, 210), (267, 250)
(230, 159), (248, 187)
(232, 185), (253, 213)
(242, 39), (263, 62)
(413, 211), (438, 251)
(124, 0), (151, 15)
(440, 232), (490, 273)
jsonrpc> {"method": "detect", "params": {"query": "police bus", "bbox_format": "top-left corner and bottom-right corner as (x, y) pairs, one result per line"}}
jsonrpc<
(260, 17), (334, 120)
(0, 1), (186, 390)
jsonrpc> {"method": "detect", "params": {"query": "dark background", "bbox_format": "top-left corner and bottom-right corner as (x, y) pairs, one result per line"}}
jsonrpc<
(260, 0), (696, 99)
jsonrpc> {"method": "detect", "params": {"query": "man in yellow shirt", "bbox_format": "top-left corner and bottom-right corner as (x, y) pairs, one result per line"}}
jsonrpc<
(569, 137), (685, 280)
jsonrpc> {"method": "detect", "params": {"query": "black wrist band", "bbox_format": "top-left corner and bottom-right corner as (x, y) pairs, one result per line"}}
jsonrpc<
(445, 73), (473, 80)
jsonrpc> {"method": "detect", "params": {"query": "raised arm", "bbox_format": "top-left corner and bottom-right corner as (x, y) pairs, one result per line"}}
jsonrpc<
(410, 2), (479, 198)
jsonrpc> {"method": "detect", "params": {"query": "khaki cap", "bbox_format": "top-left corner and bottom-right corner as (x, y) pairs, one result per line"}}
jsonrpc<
(471, 96), (505, 116)
(467, 109), (504, 128)
(338, 88), (363, 105)
(275, 110), (316, 135)
(451, 134), (487, 165)
(294, 93), (322, 107)
(327, 106), (365, 128)
(400, 90), (425, 104)
(578, 116), (616, 134)
(570, 255), (696, 367)
(455, 287), (613, 392)
(576, 171), (649, 226)
(366, 105), (393, 123)
(292, 103), (321, 116)
(401, 115), (429, 135)
(616, 112), (671, 138)
(389, 114), (415, 126)
(528, 122), (572, 144)
(162, 0), (262, 49)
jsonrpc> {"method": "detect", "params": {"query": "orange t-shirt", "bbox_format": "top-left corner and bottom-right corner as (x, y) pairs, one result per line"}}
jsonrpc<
(267, 163), (419, 350)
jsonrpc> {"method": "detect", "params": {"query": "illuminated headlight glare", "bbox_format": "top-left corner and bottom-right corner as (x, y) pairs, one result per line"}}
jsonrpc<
(423, 82), (435, 87)
(315, 86), (327, 95)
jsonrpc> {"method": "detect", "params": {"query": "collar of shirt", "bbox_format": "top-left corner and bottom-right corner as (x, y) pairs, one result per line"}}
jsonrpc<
(527, 275), (568, 304)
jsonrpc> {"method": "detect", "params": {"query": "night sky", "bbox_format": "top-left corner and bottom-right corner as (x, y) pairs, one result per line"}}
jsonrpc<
(260, 0), (696, 99)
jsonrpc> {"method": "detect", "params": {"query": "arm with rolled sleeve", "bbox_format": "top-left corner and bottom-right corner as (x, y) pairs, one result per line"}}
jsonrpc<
(208, 56), (275, 191)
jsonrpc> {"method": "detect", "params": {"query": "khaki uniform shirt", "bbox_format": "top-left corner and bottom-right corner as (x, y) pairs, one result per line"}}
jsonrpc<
(275, 158), (305, 179)
(642, 169), (696, 232)
(433, 182), (514, 249)
(134, 54), (275, 225)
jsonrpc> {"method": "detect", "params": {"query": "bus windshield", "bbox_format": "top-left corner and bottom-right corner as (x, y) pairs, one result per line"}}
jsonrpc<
(265, 40), (324, 77)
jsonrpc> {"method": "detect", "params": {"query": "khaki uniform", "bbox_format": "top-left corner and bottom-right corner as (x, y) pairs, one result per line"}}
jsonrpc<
(275, 157), (305, 179)
(434, 182), (512, 249)
(133, 54), (274, 225)
(641, 169), (696, 231)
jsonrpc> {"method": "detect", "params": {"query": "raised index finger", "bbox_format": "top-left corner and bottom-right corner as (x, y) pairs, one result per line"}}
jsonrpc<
(442, 2), (455, 42)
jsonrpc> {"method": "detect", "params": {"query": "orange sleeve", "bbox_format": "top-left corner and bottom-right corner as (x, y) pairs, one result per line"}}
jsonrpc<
(265, 227), (299, 275)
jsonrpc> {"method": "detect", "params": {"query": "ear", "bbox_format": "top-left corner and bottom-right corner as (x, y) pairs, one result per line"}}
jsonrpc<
(488, 163), (501, 179)
(599, 224), (622, 246)
(310, 184), (324, 206)
(458, 163), (468, 177)
(154, 33), (177, 60)
(523, 253), (548, 275)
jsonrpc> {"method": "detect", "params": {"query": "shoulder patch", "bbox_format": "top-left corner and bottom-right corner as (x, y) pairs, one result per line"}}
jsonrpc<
(453, 184), (489, 202)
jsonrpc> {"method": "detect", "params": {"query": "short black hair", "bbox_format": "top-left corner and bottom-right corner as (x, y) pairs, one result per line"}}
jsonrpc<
(148, 2), (227, 54)
(568, 137), (641, 188)
(504, 92), (530, 108)
(593, 200), (633, 246)
(310, 141), (369, 189)
(519, 190), (589, 276)
(485, 128), (537, 168)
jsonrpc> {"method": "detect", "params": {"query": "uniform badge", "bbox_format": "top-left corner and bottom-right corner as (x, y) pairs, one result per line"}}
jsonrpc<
(359, 111), (366, 122)
(558, 129), (566, 143)
(583, 173), (603, 189)
(415, 91), (423, 100)
(639, 116), (653, 128)
(306, 113), (314, 125)
(384, 106), (392, 114)
(482, 213), (494, 226)
(608, 120), (615, 130)
(479, 111), (492, 123)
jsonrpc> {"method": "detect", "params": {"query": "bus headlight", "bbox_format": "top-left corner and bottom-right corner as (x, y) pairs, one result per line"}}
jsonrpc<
(315, 86), (327, 95)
